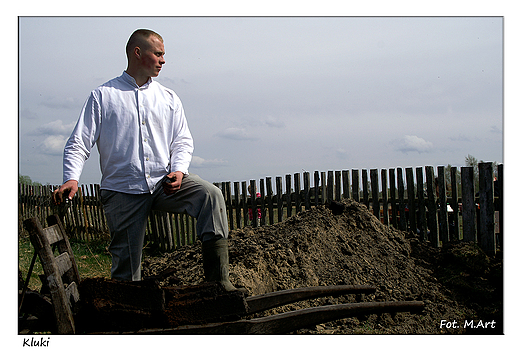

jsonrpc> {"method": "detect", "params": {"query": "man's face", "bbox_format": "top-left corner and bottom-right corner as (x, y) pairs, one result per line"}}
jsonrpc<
(140, 36), (166, 78)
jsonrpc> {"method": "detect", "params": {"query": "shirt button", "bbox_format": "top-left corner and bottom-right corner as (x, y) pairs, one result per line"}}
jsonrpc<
(146, 157), (149, 161)
(142, 121), (145, 125)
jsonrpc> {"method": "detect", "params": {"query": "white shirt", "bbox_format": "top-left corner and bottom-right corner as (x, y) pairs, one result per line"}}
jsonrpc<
(63, 71), (193, 194)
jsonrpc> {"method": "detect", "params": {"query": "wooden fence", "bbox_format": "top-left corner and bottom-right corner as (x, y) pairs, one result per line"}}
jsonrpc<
(18, 162), (503, 254)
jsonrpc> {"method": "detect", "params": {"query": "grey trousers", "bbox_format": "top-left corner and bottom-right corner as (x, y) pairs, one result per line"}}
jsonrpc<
(100, 174), (229, 281)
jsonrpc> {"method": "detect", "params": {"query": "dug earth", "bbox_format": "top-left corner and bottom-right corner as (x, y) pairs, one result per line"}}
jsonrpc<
(142, 199), (503, 334)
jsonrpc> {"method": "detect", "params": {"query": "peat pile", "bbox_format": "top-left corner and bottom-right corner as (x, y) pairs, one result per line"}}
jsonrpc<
(142, 199), (502, 334)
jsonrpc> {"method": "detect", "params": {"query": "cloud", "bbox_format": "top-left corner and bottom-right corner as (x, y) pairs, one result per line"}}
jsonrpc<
(216, 127), (258, 141)
(395, 135), (434, 154)
(40, 96), (80, 109)
(264, 116), (286, 128)
(335, 148), (349, 160)
(40, 135), (67, 156)
(190, 155), (228, 168)
(20, 108), (38, 120)
(31, 119), (75, 136)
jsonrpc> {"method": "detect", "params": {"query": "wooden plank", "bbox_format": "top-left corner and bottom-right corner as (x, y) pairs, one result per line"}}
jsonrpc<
(224, 182), (233, 230)
(370, 169), (379, 220)
(259, 179), (266, 226)
(42, 224), (63, 246)
(416, 167), (427, 241)
(335, 171), (341, 202)
(65, 281), (80, 305)
(362, 169), (369, 208)
(327, 171), (334, 204)
(437, 166), (449, 244)
(303, 172), (311, 211)
(405, 168), (416, 234)
(381, 169), (389, 225)
(450, 166), (460, 241)
(321, 172), (327, 205)
(397, 168), (406, 231)
(250, 180), (258, 227)
(241, 181), (248, 226)
(461, 166), (476, 242)
(234, 182), (241, 229)
(352, 169), (360, 203)
(496, 164), (503, 247)
(285, 174), (292, 218)
(246, 285), (377, 314)
(313, 171), (320, 206)
(276, 177), (283, 223)
(55, 252), (73, 277)
(146, 301), (424, 335)
(342, 170), (350, 200)
(294, 173), (301, 213)
(265, 177), (274, 226)
(389, 169), (397, 227)
(425, 166), (439, 247)
(479, 162), (496, 254)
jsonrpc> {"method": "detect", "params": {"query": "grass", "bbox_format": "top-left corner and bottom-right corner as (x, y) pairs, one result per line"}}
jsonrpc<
(18, 235), (112, 292)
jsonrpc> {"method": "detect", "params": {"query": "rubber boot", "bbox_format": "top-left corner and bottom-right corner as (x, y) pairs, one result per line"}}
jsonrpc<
(201, 238), (240, 292)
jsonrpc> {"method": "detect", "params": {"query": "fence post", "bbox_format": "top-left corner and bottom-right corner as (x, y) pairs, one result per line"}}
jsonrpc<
(294, 173), (301, 213)
(479, 162), (496, 254)
(497, 164), (503, 247)
(461, 166), (476, 242)
(321, 172), (327, 205)
(285, 174), (292, 218)
(327, 171), (334, 204)
(266, 177), (274, 225)
(381, 169), (389, 224)
(425, 166), (439, 247)
(362, 170), (369, 209)
(335, 171), (341, 202)
(405, 167), (416, 234)
(303, 172), (311, 211)
(397, 168), (406, 231)
(241, 181), (248, 227)
(276, 177), (283, 223)
(450, 167), (460, 241)
(342, 170), (350, 200)
(234, 182), (241, 229)
(416, 167), (427, 241)
(352, 170), (360, 203)
(313, 171), (320, 207)
(370, 169), (379, 220)
(389, 169), (397, 227)
(259, 178), (266, 226)
(437, 166), (449, 245)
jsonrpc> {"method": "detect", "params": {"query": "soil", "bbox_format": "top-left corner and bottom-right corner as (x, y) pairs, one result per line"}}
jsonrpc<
(142, 199), (503, 335)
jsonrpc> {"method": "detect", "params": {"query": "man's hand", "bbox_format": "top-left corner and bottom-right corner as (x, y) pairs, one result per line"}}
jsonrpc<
(52, 179), (79, 205)
(163, 171), (184, 195)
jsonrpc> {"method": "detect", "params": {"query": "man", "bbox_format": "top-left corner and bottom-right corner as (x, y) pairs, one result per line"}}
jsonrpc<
(53, 29), (238, 291)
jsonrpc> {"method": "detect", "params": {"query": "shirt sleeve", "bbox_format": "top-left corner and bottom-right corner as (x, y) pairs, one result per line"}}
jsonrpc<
(169, 98), (194, 175)
(62, 92), (101, 183)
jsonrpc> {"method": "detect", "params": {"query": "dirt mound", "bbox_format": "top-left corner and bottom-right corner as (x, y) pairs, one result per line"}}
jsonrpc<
(142, 199), (502, 334)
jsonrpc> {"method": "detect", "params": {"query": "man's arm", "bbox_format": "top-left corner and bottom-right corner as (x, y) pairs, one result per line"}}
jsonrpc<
(53, 92), (100, 204)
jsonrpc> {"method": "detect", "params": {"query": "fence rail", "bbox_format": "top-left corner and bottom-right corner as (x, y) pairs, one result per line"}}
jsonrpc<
(18, 162), (503, 254)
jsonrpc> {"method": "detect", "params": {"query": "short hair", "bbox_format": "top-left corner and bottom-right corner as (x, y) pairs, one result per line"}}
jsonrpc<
(126, 29), (163, 58)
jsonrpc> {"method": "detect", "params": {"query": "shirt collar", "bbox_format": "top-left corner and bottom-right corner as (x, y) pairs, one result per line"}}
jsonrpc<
(121, 71), (153, 89)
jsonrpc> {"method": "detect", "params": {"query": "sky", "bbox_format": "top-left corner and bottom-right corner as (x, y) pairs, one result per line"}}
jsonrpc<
(18, 15), (504, 187)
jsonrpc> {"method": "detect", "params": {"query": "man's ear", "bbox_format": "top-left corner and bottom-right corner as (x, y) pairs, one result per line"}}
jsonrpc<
(133, 46), (141, 59)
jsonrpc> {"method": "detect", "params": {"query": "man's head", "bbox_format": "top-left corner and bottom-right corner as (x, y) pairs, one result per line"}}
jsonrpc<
(126, 29), (165, 83)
